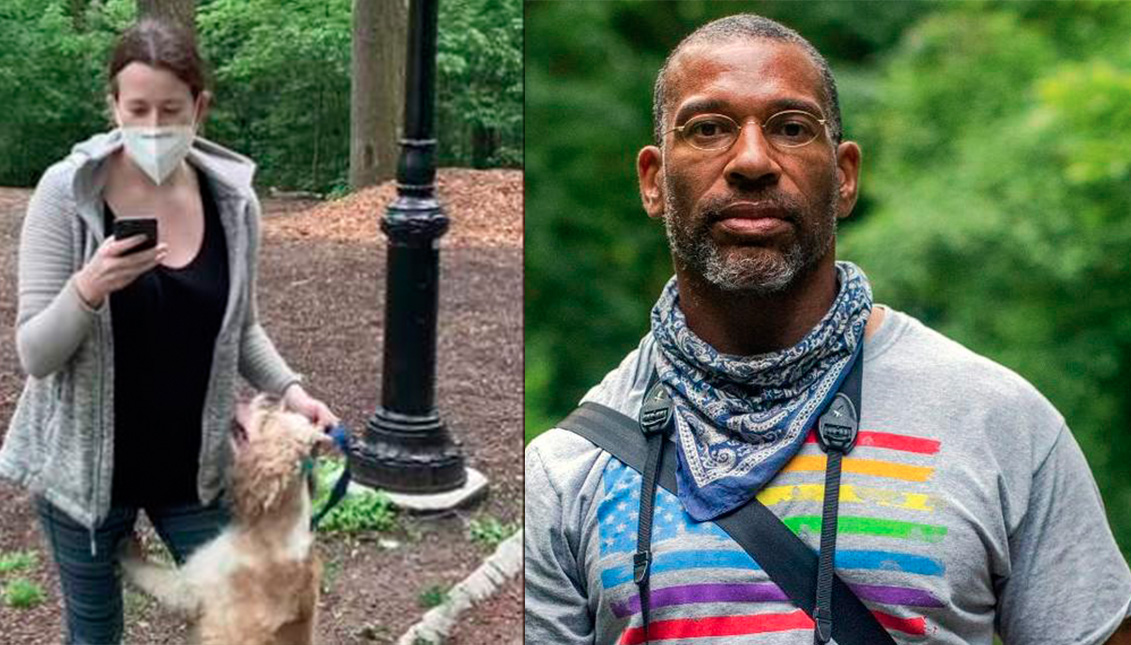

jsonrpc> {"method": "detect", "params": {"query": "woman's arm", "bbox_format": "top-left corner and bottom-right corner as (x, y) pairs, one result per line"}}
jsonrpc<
(17, 164), (167, 378)
(15, 164), (99, 378)
(236, 192), (302, 395)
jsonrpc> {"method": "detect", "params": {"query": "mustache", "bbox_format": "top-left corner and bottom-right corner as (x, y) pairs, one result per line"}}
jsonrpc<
(697, 192), (806, 223)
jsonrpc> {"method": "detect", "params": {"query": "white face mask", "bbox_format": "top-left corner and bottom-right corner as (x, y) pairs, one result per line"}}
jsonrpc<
(119, 123), (195, 185)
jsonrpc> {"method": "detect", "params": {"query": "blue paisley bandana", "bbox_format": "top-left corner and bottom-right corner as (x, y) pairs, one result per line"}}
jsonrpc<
(650, 261), (872, 521)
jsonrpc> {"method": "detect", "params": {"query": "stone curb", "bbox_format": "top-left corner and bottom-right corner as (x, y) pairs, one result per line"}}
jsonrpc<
(395, 528), (523, 645)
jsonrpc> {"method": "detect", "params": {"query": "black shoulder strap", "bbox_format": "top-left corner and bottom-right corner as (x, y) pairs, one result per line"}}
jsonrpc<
(558, 397), (896, 645)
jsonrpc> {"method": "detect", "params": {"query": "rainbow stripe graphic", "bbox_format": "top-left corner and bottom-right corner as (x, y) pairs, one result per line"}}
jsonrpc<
(617, 609), (928, 644)
(597, 426), (945, 642)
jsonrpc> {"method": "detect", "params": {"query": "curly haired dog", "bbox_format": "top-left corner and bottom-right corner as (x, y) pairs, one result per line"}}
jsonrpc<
(119, 396), (333, 645)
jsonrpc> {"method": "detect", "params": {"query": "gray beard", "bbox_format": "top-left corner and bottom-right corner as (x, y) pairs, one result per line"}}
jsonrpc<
(661, 182), (838, 294)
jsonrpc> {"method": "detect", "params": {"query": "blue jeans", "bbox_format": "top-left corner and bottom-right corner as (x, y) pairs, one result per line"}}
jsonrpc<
(35, 496), (229, 645)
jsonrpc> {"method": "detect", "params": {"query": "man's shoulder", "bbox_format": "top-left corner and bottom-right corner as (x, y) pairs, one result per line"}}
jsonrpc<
(527, 427), (605, 469)
(874, 307), (1066, 461)
(877, 307), (1057, 409)
(578, 334), (656, 415)
(526, 334), (656, 494)
(525, 428), (611, 520)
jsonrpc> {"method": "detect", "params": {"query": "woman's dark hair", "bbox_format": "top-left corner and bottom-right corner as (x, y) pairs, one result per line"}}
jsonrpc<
(108, 19), (207, 98)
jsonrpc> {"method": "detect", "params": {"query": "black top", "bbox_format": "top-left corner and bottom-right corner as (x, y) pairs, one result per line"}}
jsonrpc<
(106, 167), (229, 506)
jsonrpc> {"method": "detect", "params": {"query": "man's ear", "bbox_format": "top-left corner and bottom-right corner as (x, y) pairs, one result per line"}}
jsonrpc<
(834, 141), (861, 220)
(637, 145), (666, 220)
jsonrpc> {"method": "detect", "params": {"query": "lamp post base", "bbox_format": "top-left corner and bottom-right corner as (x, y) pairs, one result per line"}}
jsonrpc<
(383, 467), (489, 513)
(350, 407), (479, 496)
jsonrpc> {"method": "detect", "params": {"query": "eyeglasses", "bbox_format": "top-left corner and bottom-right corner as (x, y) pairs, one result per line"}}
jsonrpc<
(665, 110), (829, 152)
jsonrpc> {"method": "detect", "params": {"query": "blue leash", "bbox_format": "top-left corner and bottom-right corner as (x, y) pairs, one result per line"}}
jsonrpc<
(310, 423), (353, 531)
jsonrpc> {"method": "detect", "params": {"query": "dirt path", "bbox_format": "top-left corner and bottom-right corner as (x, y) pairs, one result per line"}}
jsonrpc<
(0, 171), (522, 644)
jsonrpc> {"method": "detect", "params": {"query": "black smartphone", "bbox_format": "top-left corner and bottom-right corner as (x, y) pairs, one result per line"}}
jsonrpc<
(113, 218), (158, 255)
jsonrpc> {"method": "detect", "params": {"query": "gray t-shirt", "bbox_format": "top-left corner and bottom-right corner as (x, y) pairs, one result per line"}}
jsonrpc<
(525, 307), (1131, 644)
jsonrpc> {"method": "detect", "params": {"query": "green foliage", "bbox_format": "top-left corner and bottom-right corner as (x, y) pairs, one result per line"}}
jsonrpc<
(122, 589), (150, 619)
(526, 0), (1131, 563)
(468, 515), (519, 549)
(437, 0), (524, 168)
(417, 583), (449, 609)
(197, 0), (352, 193)
(324, 180), (352, 202)
(0, 551), (38, 575)
(0, 0), (522, 190)
(2, 578), (45, 609)
(841, 1), (1131, 561)
(0, 0), (135, 186)
(0, 549), (45, 608)
(313, 460), (397, 534)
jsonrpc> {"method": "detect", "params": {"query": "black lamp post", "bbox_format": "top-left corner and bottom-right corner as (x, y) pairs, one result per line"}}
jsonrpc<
(350, 0), (483, 504)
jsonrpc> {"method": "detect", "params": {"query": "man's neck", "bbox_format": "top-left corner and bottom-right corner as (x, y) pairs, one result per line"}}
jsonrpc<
(674, 256), (839, 356)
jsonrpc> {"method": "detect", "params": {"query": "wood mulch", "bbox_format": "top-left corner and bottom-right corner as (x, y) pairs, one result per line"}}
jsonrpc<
(0, 168), (522, 644)
(263, 169), (523, 249)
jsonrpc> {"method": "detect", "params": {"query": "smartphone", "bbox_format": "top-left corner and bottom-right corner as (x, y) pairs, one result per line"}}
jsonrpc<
(113, 218), (158, 255)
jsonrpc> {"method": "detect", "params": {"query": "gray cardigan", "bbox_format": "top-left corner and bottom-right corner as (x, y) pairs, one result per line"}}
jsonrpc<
(0, 130), (301, 533)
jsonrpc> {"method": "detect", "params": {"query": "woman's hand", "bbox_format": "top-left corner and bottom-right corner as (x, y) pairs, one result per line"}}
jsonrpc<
(74, 235), (168, 308)
(282, 383), (339, 430)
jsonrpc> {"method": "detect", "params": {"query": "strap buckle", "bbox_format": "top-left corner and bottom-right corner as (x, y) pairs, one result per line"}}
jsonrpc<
(814, 607), (833, 643)
(633, 550), (652, 585)
(638, 381), (673, 436)
(817, 392), (858, 454)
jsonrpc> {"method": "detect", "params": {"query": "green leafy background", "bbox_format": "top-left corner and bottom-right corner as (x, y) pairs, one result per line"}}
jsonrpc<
(525, 0), (1131, 560)
(0, 0), (522, 192)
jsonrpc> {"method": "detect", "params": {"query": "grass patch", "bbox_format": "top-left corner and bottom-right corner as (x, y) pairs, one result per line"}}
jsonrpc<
(0, 550), (45, 609)
(0, 550), (38, 575)
(313, 459), (397, 534)
(122, 589), (151, 619)
(469, 515), (519, 549)
(417, 584), (449, 609)
(3, 578), (45, 608)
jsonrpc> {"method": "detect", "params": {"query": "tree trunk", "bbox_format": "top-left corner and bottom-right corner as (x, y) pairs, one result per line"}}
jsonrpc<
(350, 0), (407, 191)
(312, 78), (323, 192)
(136, 0), (197, 38)
(472, 123), (498, 169)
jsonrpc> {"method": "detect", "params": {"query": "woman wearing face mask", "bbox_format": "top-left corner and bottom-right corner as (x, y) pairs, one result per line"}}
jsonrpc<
(0, 19), (338, 644)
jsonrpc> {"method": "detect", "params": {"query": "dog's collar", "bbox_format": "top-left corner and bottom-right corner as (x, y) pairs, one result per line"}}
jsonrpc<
(310, 424), (354, 531)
